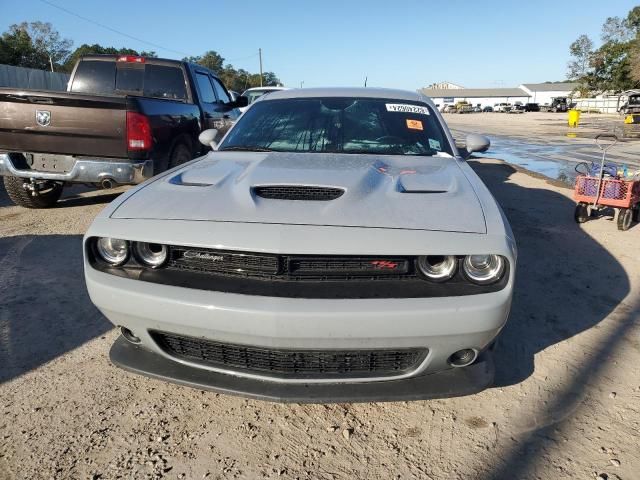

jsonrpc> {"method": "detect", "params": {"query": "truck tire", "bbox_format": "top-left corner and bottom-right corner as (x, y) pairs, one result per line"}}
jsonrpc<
(168, 142), (192, 169)
(3, 176), (63, 209)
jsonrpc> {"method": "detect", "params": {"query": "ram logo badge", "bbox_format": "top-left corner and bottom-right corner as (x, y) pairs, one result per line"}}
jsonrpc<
(35, 110), (51, 127)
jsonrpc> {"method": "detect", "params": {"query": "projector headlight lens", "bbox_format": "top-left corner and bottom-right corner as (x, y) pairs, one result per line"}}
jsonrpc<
(417, 255), (457, 282)
(134, 242), (168, 268)
(96, 237), (129, 266)
(463, 254), (505, 284)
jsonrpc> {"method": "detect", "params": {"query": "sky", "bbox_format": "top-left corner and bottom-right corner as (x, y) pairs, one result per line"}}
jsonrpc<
(2, 0), (638, 90)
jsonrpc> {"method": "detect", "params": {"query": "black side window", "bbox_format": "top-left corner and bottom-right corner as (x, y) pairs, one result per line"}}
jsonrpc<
(195, 72), (216, 103)
(211, 78), (231, 103)
(70, 60), (116, 95)
(143, 65), (186, 100)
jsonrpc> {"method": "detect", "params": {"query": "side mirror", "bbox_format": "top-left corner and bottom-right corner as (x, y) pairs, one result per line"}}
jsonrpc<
(199, 129), (219, 150)
(464, 134), (490, 156)
(233, 96), (249, 108)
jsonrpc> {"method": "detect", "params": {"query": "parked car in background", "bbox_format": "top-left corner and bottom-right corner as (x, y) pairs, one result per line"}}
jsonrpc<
(524, 103), (540, 112)
(239, 86), (288, 113)
(493, 103), (512, 113)
(472, 105), (482, 113)
(508, 104), (526, 114)
(0, 55), (247, 208)
(85, 87), (516, 402)
(482, 106), (494, 113)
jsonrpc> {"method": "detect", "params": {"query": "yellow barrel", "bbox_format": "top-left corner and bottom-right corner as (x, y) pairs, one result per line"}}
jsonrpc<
(568, 109), (580, 127)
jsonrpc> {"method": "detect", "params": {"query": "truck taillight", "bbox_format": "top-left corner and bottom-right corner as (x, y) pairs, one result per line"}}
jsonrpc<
(126, 112), (153, 151)
(117, 55), (145, 63)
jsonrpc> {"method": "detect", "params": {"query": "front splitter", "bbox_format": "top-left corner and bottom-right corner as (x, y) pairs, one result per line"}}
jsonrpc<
(109, 337), (494, 403)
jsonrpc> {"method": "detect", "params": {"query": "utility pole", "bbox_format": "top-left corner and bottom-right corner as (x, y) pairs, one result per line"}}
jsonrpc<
(364, 76), (367, 87)
(258, 48), (263, 87)
(49, 55), (54, 72)
(300, 81), (304, 88)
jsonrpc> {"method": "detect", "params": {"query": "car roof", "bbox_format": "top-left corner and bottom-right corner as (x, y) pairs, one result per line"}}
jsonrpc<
(261, 87), (436, 106)
(243, 86), (287, 92)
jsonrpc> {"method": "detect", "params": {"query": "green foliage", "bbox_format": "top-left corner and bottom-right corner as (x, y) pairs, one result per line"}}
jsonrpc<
(567, 5), (640, 93)
(0, 22), (72, 70)
(183, 51), (281, 93)
(62, 44), (157, 72)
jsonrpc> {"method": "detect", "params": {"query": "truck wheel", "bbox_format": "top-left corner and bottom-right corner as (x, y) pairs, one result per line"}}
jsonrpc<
(617, 208), (633, 231)
(168, 143), (192, 169)
(3, 176), (63, 209)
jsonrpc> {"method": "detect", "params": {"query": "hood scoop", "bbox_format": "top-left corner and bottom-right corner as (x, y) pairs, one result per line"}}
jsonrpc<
(253, 185), (345, 201)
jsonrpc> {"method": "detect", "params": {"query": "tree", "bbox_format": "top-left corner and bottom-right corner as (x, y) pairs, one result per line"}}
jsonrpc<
(601, 16), (632, 43)
(0, 22), (72, 70)
(184, 51), (281, 92)
(63, 44), (157, 72)
(183, 50), (224, 73)
(567, 35), (594, 81)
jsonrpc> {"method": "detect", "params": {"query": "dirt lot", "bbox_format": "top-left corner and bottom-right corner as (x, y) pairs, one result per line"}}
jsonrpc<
(1, 153), (640, 479)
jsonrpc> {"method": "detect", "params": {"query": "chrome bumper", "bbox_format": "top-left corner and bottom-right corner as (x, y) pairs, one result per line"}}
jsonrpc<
(0, 153), (154, 184)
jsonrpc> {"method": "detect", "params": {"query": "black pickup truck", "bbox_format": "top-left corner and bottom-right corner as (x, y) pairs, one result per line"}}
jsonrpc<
(0, 55), (247, 208)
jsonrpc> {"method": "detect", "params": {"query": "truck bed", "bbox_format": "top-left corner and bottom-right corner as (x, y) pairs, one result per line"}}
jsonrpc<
(0, 88), (128, 158)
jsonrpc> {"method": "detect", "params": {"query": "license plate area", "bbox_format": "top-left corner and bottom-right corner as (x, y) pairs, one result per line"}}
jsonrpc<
(26, 153), (75, 173)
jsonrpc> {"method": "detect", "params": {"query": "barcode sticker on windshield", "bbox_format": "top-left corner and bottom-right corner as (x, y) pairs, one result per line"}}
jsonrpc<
(386, 103), (430, 115)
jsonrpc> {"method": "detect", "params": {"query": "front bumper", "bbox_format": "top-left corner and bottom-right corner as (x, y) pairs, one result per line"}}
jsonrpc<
(0, 152), (153, 184)
(86, 264), (512, 390)
(110, 336), (495, 403)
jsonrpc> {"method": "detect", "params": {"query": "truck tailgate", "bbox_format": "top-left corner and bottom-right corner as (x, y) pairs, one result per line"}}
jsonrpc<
(0, 89), (128, 158)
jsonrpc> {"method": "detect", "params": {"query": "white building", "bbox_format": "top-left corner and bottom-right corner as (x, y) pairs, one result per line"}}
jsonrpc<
(518, 82), (579, 106)
(420, 87), (531, 109)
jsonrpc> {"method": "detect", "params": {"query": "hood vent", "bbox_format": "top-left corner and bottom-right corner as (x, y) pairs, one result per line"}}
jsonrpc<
(253, 185), (345, 201)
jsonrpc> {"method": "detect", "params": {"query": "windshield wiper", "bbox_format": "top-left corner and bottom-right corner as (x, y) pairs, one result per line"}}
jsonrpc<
(219, 145), (277, 152)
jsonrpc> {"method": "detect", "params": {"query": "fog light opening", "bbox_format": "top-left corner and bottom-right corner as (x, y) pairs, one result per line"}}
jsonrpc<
(448, 348), (478, 368)
(119, 326), (141, 344)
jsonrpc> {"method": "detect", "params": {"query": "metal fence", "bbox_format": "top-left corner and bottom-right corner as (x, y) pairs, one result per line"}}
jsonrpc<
(0, 64), (70, 91)
(574, 97), (621, 114)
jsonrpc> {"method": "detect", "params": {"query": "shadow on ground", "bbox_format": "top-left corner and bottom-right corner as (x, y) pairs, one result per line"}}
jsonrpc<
(0, 181), (123, 209)
(0, 235), (110, 383)
(470, 160), (638, 479)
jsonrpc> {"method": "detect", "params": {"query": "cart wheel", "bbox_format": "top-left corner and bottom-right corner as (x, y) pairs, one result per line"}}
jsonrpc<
(574, 203), (589, 223)
(617, 208), (633, 231)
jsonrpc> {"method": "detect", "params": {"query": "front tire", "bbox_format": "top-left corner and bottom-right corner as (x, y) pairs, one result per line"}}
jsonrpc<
(3, 176), (63, 208)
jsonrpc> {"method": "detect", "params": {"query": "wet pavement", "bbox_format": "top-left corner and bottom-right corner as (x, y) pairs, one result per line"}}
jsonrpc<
(451, 128), (640, 186)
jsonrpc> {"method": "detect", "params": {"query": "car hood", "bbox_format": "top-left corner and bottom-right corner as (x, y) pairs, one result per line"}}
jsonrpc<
(112, 152), (486, 233)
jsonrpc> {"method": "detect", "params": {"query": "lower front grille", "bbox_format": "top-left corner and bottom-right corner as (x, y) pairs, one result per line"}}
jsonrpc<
(151, 331), (427, 379)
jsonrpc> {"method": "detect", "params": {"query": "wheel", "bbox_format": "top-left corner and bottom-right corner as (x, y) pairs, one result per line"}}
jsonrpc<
(3, 176), (63, 208)
(168, 142), (192, 170)
(617, 208), (633, 231)
(574, 203), (589, 223)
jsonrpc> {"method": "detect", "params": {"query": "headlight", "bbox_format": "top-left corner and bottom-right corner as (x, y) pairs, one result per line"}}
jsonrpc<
(134, 242), (168, 268)
(96, 237), (129, 266)
(463, 254), (505, 284)
(417, 255), (457, 282)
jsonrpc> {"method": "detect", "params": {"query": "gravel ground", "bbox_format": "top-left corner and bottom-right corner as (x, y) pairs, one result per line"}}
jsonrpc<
(1, 154), (639, 479)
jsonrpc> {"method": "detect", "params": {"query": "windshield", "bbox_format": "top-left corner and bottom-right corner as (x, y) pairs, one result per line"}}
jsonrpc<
(220, 97), (452, 156)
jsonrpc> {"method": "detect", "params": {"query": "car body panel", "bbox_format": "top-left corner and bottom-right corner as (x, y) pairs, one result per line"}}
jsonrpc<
(110, 151), (487, 233)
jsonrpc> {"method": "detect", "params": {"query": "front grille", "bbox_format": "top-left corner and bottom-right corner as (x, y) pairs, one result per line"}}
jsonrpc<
(253, 185), (344, 201)
(168, 247), (411, 280)
(169, 247), (280, 277)
(151, 331), (427, 379)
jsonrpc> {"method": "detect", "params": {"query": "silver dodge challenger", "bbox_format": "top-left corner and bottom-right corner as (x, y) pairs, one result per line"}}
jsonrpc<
(84, 88), (516, 402)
